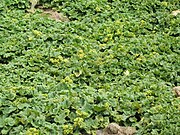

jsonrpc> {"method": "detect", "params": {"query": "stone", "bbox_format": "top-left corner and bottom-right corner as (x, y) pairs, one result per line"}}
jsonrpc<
(172, 86), (180, 97)
(97, 123), (136, 135)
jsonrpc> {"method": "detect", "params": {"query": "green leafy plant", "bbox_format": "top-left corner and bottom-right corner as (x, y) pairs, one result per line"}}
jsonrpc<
(0, 0), (180, 134)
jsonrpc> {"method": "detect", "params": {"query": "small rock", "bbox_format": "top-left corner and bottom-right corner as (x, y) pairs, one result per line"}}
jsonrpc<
(171, 10), (180, 16)
(97, 130), (104, 135)
(172, 86), (180, 97)
(97, 123), (136, 135)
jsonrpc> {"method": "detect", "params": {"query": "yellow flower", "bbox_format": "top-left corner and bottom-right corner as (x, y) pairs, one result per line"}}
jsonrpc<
(50, 58), (59, 64)
(28, 37), (33, 41)
(26, 128), (39, 135)
(32, 30), (42, 36)
(95, 7), (101, 12)
(99, 44), (106, 48)
(62, 125), (73, 135)
(161, 2), (168, 7)
(77, 49), (85, 59)
(104, 102), (110, 109)
(74, 117), (84, 127)
(58, 55), (64, 61)
(64, 76), (73, 83)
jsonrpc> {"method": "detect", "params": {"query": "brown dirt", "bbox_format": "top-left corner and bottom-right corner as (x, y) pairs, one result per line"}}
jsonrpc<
(27, 4), (69, 22)
(40, 8), (69, 22)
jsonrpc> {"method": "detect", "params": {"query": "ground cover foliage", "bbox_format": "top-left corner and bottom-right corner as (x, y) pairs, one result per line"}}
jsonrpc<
(0, 0), (180, 134)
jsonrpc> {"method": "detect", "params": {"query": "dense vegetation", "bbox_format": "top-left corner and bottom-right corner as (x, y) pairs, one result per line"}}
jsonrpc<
(0, 0), (180, 134)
